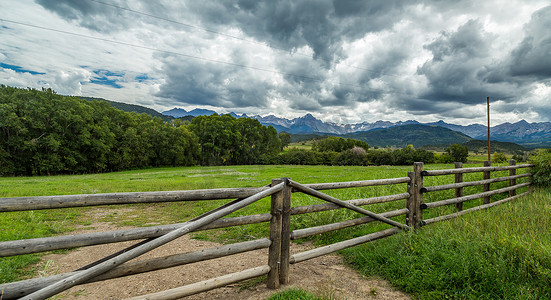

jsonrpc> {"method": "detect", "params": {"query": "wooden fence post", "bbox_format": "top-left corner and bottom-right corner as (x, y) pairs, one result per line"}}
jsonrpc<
(267, 179), (283, 289)
(279, 178), (292, 285)
(407, 162), (424, 229)
(455, 162), (463, 211)
(509, 159), (516, 197)
(483, 161), (491, 204)
(406, 172), (414, 227)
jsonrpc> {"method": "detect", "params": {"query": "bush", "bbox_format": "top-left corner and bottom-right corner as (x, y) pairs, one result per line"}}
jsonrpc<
(435, 153), (454, 163)
(445, 143), (469, 163)
(332, 147), (368, 166)
(512, 152), (527, 162)
(390, 146), (435, 165)
(492, 152), (508, 163)
(367, 149), (393, 165)
(531, 148), (551, 187)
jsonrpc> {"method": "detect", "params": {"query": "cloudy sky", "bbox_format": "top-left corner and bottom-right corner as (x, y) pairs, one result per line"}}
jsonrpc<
(1, 0), (550, 125)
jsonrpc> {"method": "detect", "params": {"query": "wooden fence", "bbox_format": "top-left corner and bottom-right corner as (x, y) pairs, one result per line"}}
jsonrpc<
(0, 160), (532, 299)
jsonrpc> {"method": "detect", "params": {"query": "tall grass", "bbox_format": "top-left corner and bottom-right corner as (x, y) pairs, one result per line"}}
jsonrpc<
(341, 188), (551, 299)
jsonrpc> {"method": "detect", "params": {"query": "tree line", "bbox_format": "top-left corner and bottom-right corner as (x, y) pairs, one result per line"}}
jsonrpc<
(1, 86), (469, 176)
(0, 86), (280, 176)
(277, 140), (469, 166)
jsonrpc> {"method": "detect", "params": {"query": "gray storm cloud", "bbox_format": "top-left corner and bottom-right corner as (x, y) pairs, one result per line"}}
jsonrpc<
(22, 1), (551, 122)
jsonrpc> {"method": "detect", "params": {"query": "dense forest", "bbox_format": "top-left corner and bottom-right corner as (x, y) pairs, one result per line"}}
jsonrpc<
(0, 86), (281, 176)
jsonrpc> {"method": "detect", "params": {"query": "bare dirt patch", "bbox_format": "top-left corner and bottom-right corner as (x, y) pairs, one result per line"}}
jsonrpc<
(37, 222), (409, 300)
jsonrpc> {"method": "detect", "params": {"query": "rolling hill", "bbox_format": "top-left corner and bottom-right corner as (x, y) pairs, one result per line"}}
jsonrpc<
(80, 97), (173, 121)
(343, 124), (473, 148)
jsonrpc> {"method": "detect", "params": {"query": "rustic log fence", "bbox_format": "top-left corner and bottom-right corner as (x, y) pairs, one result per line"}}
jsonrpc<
(0, 160), (532, 299)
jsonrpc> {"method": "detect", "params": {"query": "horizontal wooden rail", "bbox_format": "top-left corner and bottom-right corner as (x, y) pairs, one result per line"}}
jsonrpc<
(291, 208), (408, 240)
(289, 180), (410, 230)
(421, 164), (532, 176)
(20, 183), (284, 300)
(421, 173), (531, 194)
(423, 192), (529, 225)
(127, 265), (271, 300)
(300, 177), (410, 191)
(290, 193), (410, 215)
(290, 227), (401, 264)
(0, 213), (272, 257)
(0, 238), (271, 299)
(420, 182), (531, 209)
(0, 187), (270, 212)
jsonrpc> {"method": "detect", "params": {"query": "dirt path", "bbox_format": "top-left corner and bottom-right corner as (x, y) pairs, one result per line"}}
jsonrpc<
(37, 222), (409, 300)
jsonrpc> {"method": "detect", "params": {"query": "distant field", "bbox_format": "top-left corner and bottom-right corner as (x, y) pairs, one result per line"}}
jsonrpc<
(1, 163), (544, 299)
(284, 142), (313, 151)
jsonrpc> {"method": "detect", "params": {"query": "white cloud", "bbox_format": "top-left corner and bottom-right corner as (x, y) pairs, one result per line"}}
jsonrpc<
(1, 0), (550, 126)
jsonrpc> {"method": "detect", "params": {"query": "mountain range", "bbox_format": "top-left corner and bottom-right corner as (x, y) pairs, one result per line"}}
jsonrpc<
(162, 108), (551, 148)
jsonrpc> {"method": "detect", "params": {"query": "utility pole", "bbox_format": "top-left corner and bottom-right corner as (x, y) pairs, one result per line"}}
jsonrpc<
(487, 96), (490, 162)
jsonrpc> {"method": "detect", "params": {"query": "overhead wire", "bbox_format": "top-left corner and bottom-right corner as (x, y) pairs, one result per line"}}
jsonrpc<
(0, 17), (414, 96)
(86, 0), (421, 82)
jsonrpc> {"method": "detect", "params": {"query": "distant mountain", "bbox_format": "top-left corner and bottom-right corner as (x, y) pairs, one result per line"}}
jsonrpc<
(162, 107), (217, 118)
(157, 106), (551, 148)
(425, 120), (488, 139)
(80, 97), (172, 121)
(484, 120), (551, 148)
(344, 120), (421, 132)
(162, 108), (188, 118)
(344, 124), (473, 148)
(422, 120), (551, 147)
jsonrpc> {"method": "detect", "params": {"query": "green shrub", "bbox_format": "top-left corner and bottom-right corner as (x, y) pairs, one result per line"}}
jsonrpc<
(531, 149), (551, 187)
(332, 147), (368, 166)
(493, 152), (508, 163)
(366, 149), (393, 165)
(445, 143), (469, 163)
(435, 152), (454, 163)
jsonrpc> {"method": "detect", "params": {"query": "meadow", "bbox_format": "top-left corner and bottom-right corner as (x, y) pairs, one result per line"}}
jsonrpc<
(0, 163), (547, 299)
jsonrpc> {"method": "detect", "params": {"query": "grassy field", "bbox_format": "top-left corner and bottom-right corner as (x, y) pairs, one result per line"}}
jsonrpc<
(0, 163), (545, 299)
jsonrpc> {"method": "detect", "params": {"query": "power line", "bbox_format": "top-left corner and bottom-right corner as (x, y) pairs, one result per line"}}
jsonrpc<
(0, 18), (403, 94)
(86, 0), (416, 81)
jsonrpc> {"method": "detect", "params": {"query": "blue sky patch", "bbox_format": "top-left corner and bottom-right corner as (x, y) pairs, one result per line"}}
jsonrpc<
(89, 69), (124, 89)
(0, 62), (45, 75)
(135, 73), (150, 82)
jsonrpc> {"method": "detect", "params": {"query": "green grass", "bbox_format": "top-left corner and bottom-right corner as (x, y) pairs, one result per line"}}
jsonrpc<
(0, 163), (545, 300)
(266, 288), (329, 300)
(0, 164), (412, 283)
(341, 188), (551, 299)
(283, 144), (313, 152)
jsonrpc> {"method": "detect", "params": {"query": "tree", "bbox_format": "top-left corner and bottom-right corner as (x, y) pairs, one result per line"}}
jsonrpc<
(189, 114), (280, 166)
(446, 144), (469, 163)
(0, 86), (200, 175)
(312, 136), (368, 153)
(278, 132), (291, 150)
